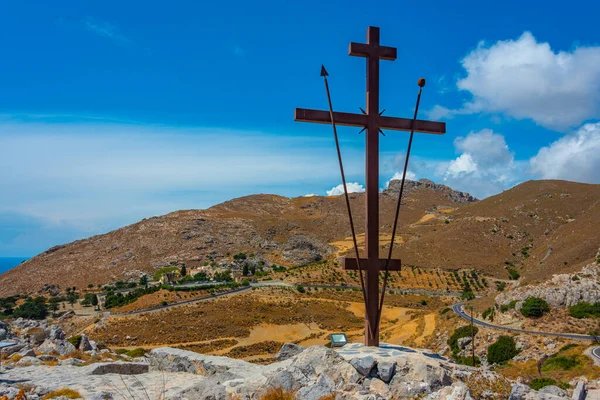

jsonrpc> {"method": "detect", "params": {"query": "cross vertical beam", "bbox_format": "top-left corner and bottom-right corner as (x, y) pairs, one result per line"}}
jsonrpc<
(364, 26), (382, 346)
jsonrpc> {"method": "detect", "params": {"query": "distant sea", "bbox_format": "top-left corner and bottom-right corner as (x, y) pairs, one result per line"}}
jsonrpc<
(0, 257), (30, 274)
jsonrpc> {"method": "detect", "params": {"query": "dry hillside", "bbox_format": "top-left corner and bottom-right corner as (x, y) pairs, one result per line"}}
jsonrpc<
(0, 179), (598, 297)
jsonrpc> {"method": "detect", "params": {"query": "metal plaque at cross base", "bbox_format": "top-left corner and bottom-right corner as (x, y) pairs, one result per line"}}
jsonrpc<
(294, 26), (446, 347)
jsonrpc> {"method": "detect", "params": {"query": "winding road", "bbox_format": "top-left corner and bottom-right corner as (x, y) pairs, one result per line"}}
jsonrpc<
(451, 302), (598, 341)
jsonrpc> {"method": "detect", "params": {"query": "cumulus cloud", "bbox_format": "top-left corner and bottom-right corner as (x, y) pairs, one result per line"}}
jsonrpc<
(326, 182), (365, 196)
(385, 171), (417, 188)
(530, 122), (600, 182)
(303, 193), (317, 197)
(437, 129), (518, 198)
(429, 32), (600, 130)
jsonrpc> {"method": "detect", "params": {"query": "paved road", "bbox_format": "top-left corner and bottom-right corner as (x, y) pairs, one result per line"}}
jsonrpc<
(592, 346), (600, 359)
(452, 303), (598, 341)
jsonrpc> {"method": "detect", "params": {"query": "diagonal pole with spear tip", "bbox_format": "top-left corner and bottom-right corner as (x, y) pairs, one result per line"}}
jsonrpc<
(320, 65), (373, 338)
(376, 78), (427, 330)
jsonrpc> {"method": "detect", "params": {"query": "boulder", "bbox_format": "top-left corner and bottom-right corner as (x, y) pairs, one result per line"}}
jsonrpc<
(296, 374), (336, 400)
(38, 354), (58, 362)
(457, 337), (472, 350)
(16, 356), (41, 366)
(265, 346), (359, 392)
(275, 343), (305, 361)
(172, 380), (228, 400)
(0, 328), (7, 341)
(79, 334), (93, 351)
(369, 378), (392, 398)
(377, 361), (396, 383)
(538, 385), (568, 398)
(48, 326), (65, 341)
(88, 362), (149, 375)
(17, 347), (36, 358)
(350, 355), (377, 376)
(509, 383), (531, 400)
(59, 358), (85, 366)
(37, 338), (76, 356)
(426, 382), (474, 400)
(2, 343), (24, 356)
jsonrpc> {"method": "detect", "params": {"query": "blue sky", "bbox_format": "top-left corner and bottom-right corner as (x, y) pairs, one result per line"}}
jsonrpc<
(1, 0), (599, 256)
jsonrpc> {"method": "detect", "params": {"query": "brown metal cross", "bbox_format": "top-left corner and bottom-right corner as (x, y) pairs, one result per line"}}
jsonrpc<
(294, 26), (446, 347)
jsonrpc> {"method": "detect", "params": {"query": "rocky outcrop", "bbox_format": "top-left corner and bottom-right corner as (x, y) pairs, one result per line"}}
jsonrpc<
(0, 343), (530, 400)
(385, 179), (478, 204)
(496, 257), (600, 308)
(280, 235), (332, 265)
(508, 383), (568, 399)
(275, 342), (305, 361)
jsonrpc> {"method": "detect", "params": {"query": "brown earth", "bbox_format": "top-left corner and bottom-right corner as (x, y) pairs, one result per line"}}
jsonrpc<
(1, 179), (598, 297)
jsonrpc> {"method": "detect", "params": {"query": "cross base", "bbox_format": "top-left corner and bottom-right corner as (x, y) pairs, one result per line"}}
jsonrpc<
(342, 258), (401, 271)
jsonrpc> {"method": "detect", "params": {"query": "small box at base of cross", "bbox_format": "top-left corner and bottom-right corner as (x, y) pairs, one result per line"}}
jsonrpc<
(329, 333), (348, 348)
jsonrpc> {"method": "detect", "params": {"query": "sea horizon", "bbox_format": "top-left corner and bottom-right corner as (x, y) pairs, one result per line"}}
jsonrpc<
(0, 257), (30, 275)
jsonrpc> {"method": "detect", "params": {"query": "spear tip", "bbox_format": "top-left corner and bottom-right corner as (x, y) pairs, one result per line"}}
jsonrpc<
(320, 65), (329, 77)
(418, 78), (426, 87)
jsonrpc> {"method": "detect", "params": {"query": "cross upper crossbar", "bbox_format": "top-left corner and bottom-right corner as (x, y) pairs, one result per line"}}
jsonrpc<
(294, 108), (445, 134)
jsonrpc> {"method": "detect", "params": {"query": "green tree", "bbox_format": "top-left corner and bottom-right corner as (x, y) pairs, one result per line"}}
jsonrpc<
(14, 297), (48, 320)
(180, 265), (187, 276)
(243, 264), (249, 276)
(521, 297), (550, 318)
(139, 275), (149, 288)
(67, 292), (78, 308)
(487, 335), (519, 364)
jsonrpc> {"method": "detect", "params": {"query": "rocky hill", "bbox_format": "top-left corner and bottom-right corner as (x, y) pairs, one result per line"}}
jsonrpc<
(0, 179), (598, 297)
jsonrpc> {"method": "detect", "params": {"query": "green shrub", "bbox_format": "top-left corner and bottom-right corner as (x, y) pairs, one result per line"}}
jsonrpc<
(13, 297), (48, 320)
(495, 281), (506, 292)
(487, 336), (519, 364)
(482, 307), (495, 321)
(448, 325), (478, 355)
(500, 300), (518, 312)
(125, 348), (146, 358)
(520, 297), (550, 318)
(568, 302), (600, 318)
(296, 285), (305, 294)
(559, 343), (578, 352)
(455, 355), (481, 366)
(440, 308), (451, 315)
(67, 335), (82, 349)
(507, 268), (520, 280)
(153, 267), (179, 281)
(529, 377), (557, 390)
(542, 355), (580, 371)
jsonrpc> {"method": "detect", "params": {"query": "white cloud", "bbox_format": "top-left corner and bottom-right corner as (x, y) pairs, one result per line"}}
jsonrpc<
(437, 129), (519, 198)
(326, 182), (365, 196)
(530, 122), (600, 182)
(303, 193), (317, 197)
(430, 32), (600, 130)
(446, 153), (478, 178)
(385, 171), (417, 188)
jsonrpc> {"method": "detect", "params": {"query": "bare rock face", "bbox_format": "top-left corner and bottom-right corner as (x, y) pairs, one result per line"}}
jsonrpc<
(496, 256), (600, 308)
(385, 179), (478, 204)
(274, 342), (305, 361)
(280, 235), (332, 265)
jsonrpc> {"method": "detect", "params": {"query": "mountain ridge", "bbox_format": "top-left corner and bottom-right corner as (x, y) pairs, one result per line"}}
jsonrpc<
(1, 179), (598, 297)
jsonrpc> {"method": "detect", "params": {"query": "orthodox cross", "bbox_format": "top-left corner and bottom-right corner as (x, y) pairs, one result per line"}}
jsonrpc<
(294, 26), (446, 346)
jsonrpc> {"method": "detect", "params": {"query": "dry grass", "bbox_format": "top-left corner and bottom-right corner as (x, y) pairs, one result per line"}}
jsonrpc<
(112, 289), (209, 313)
(175, 339), (238, 354)
(41, 388), (83, 399)
(92, 293), (363, 347)
(497, 344), (600, 384)
(224, 341), (283, 359)
(259, 388), (295, 400)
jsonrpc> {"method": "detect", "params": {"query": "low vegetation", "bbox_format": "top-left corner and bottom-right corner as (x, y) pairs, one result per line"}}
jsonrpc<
(568, 302), (600, 318)
(529, 377), (560, 391)
(520, 297), (550, 318)
(507, 268), (520, 280)
(448, 325), (478, 360)
(487, 336), (519, 364)
(41, 389), (82, 399)
(13, 297), (48, 320)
